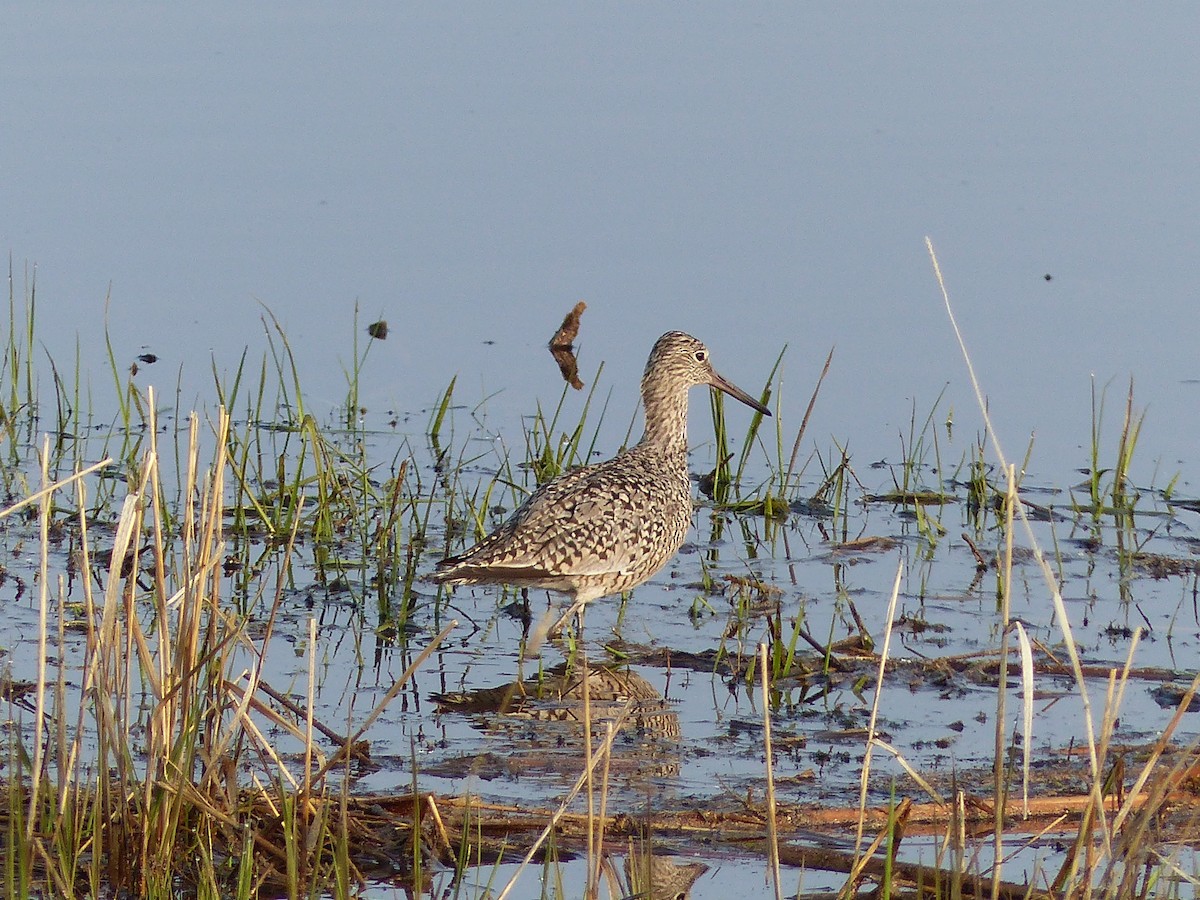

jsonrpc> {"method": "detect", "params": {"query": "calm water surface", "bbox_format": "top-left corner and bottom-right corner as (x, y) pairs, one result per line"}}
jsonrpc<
(4, 5), (1200, 483)
(4, 7), (1200, 897)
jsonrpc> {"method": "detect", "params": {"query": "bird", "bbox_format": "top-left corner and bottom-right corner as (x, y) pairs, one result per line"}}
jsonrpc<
(431, 331), (771, 632)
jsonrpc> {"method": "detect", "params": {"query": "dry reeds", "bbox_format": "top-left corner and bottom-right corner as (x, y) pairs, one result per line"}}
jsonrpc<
(2, 391), (454, 897)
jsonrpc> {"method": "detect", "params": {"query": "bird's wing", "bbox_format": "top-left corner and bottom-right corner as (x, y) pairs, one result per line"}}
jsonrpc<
(454, 460), (665, 577)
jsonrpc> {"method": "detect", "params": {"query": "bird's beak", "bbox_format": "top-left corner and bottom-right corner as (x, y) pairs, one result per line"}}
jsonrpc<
(710, 371), (771, 416)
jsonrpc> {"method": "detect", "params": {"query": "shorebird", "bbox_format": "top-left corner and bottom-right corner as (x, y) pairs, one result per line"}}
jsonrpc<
(432, 331), (770, 632)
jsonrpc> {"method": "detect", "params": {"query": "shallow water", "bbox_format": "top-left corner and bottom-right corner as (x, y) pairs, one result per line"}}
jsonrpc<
(5, 5), (1200, 486)
(2, 390), (1197, 896)
(4, 5), (1200, 895)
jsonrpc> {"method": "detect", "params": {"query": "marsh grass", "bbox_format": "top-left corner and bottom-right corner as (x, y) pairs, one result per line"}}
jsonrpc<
(1, 275), (1198, 899)
(340, 302), (382, 432)
(926, 237), (1199, 900)
(708, 345), (783, 517)
(0, 301), (465, 896)
(2, 263), (40, 508)
(2, 260), (38, 440)
(1082, 377), (1146, 521)
(206, 311), (442, 628)
(524, 364), (610, 485)
(1, 408), (461, 894)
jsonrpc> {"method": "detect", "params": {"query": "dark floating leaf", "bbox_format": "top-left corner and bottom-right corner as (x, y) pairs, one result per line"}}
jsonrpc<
(138, 353), (158, 364)
(367, 320), (388, 340)
(551, 345), (583, 391)
(548, 300), (587, 390)
(549, 300), (586, 350)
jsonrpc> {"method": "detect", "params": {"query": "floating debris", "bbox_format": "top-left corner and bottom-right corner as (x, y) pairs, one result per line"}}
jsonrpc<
(548, 300), (587, 389)
(619, 853), (709, 899)
(1132, 551), (1200, 579)
(1151, 683), (1200, 712)
(831, 535), (899, 555)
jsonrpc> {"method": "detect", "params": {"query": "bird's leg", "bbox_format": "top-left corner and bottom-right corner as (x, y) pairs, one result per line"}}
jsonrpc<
(518, 587), (532, 637)
(549, 595), (587, 637)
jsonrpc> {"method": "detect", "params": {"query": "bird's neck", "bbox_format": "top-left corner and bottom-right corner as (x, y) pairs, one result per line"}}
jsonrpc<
(637, 386), (691, 457)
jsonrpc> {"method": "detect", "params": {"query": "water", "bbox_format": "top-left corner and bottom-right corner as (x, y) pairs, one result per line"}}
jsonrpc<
(5, 5), (1200, 483)
(4, 5), (1199, 897)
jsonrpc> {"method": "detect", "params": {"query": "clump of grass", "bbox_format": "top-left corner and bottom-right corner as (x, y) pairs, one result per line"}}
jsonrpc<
(894, 387), (950, 502)
(1083, 376), (1146, 520)
(208, 309), (436, 627)
(1, 259), (40, 477)
(426, 373), (456, 461)
(1, 403), (456, 896)
(339, 301), (385, 432)
(810, 440), (858, 542)
(963, 427), (995, 530)
(708, 345), (779, 508)
(523, 365), (609, 486)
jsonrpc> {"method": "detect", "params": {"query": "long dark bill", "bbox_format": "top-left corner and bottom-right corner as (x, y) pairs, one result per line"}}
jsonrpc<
(710, 372), (771, 416)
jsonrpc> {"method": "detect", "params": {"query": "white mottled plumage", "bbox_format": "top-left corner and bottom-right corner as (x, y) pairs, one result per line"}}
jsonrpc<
(432, 331), (770, 628)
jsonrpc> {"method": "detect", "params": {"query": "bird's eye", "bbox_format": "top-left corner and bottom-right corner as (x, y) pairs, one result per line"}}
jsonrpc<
(694, 349), (707, 363)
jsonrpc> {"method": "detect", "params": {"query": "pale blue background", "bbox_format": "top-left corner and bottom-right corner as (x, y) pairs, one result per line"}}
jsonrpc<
(4, 5), (1198, 483)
